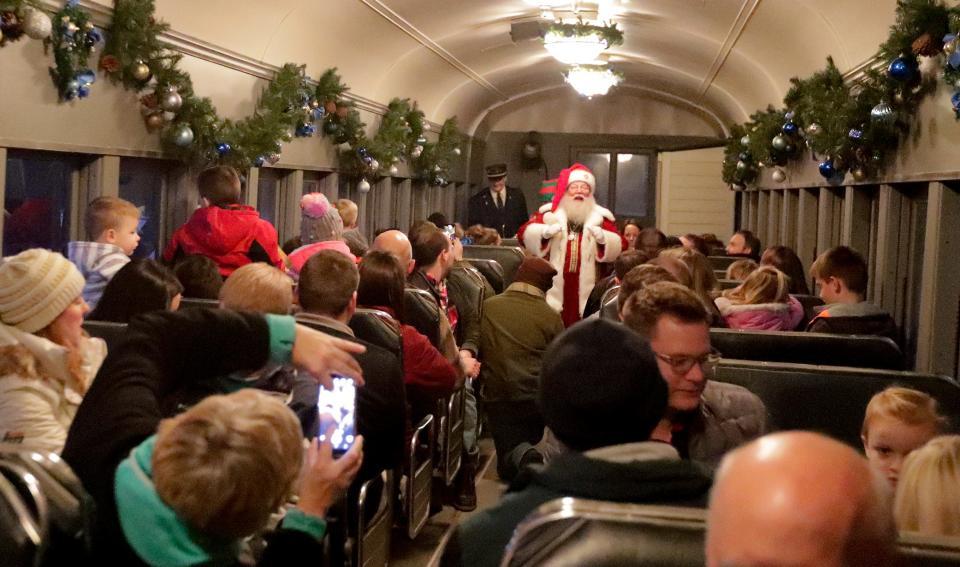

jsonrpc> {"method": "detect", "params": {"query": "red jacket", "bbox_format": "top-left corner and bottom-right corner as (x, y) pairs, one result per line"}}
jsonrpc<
(162, 205), (282, 276)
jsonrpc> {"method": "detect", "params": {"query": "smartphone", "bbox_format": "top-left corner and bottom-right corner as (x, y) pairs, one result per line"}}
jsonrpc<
(316, 375), (357, 454)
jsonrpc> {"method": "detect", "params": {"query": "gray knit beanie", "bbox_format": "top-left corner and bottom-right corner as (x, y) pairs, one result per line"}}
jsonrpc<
(300, 193), (344, 245)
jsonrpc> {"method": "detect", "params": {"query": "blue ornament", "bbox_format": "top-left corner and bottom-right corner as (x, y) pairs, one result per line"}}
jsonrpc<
(945, 33), (957, 43)
(85, 28), (101, 47)
(312, 107), (325, 121)
(357, 147), (369, 158)
(76, 69), (95, 85)
(848, 128), (863, 141)
(77, 85), (90, 98)
(818, 160), (836, 179)
(66, 0), (79, 6)
(738, 152), (750, 161)
(950, 50), (960, 70)
(253, 156), (265, 167)
(782, 122), (798, 135)
(888, 57), (913, 81)
(362, 155), (373, 166)
(216, 142), (231, 156)
(951, 91), (960, 111)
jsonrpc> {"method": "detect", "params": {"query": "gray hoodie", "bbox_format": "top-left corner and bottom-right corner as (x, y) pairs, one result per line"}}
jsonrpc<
(68, 241), (130, 310)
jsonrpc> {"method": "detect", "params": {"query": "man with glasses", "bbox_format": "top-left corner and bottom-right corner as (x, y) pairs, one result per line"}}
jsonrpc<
(621, 281), (767, 468)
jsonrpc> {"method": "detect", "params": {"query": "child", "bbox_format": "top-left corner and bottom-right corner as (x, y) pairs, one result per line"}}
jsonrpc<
(895, 435), (960, 536)
(806, 245), (897, 340)
(162, 165), (283, 277)
(714, 265), (804, 330)
(286, 193), (355, 278)
(861, 386), (945, 488)
(725, 258), (758, 281)
(68, 196), (141, 311)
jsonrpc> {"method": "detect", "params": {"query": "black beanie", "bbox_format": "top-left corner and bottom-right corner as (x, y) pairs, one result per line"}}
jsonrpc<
(539, 319), (668, 452)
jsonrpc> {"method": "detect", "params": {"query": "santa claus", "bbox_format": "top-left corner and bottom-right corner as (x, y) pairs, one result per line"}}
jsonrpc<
(517, 163), (625, 326)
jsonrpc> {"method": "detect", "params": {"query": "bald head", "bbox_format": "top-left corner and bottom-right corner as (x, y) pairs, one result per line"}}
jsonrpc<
(372, 230), (414, 274)
(707, 432), (895, 567)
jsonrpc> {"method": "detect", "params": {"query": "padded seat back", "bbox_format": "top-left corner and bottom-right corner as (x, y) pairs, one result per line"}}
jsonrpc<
(599, 285), (620, 321)
(503, 499), (960, 567)
(463, 245), (523, 286)
(710, 328), (904, 370)
(713, 359), (960, 448)
(463, 258), (505, 294)
(717, 279), (740, 290)
(178, 297), (220, 310)
(448, 266), (487, 338)
(503, 501), (706, 567)
(349, 309), (401, 357)
(403, 289), (443, 348)
(792, 294), (825, 325)
(707, 256), (737, 270)
(81, 321), (127, 350)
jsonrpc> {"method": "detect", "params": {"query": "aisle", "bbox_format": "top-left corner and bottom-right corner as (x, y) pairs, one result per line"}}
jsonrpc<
(390, 439), (505, 567)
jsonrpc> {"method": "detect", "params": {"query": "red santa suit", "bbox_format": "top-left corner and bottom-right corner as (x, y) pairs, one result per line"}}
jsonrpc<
(517, 164), (625, 327)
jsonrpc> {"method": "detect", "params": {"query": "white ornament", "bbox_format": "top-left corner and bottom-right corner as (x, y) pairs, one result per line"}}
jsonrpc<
(389, 164), (399, 175)
(358, 179), (371, 193)
(369, 159), (379, 171)
(23, 8), (53, 40)
(453, 147), (461, 156)
(772, 169), (786, 183)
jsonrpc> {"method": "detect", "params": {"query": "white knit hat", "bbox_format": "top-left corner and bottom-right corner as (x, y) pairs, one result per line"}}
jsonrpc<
(0, 249), (85, 333)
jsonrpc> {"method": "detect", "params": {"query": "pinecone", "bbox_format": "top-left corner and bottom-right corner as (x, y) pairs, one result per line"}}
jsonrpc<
(0, 11), (25, 42)
(912, 32), (940, 57)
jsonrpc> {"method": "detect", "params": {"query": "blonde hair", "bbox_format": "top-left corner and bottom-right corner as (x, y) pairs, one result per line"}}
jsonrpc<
(722, 265), (789, 305)
(85, 196), (140, 240)
(219, 263), (293, 315)
(861, 386), (947, 439)
(153, 390), (303, 539)
(894, 435), (960, 536)
(660, 247), (718, 303)
(336, 199), (359, 227)
(725, 259), (758, 281)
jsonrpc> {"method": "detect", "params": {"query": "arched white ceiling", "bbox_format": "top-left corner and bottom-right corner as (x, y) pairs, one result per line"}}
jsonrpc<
(118, 0), (901, 139)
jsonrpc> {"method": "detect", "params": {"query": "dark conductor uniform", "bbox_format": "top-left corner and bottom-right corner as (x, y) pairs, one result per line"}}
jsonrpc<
(467, 164), (529, 238)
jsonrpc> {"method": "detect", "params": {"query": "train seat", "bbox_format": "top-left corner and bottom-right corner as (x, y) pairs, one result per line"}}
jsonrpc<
(502, 499), (960, 567)
(710, 328), (904, 370)
(178, 297), (220, 310)
(713, 359), (960, 448)
(349, 309), (402, 358)
(464, 244), (524, 286)
(403, 289), (443, 348)
(82, 321), (127, 350)
(599, 285), (621, 321)
(463, 258), (505, 294)
(707, 256), (738, 271)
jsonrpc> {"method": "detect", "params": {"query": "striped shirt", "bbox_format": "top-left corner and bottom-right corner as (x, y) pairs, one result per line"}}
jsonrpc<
(67, 241), (131, 311)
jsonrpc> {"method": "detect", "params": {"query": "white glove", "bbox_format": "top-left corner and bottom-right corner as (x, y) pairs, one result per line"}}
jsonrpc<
(586, 225), (604, 241)
(542, 223), (562, 239)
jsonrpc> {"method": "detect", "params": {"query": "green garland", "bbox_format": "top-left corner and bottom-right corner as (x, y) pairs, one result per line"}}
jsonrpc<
(722, 0), (952, 184)
(414, 118), (462, 186)
(545, 19), (623, 48)
(47, 1), (101, 101)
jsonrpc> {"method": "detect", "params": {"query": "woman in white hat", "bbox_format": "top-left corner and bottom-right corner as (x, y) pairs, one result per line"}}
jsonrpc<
(0, 248), (107, 453)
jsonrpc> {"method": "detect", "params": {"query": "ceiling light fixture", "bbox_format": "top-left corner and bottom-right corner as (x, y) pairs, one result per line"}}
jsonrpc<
(564, 64), (623, 97)
(543, 30), (608, 64)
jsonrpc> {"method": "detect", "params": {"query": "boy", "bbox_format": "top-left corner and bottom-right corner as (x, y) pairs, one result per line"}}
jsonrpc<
(68, 196), (141, 310)
(861, 386), (946, 488)
(806, 245), (898, 340)
(163, 165), (283, 277)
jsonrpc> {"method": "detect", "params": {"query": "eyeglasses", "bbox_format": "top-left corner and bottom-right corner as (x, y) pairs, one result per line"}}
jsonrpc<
(652, 349), (722, 375)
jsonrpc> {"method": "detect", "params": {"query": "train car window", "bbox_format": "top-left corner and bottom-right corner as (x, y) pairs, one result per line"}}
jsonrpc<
(119, 158), (167, 260)
(3, 150), (79, 256)
(615, 153), (651, 218)
(258, 168), (281, 227)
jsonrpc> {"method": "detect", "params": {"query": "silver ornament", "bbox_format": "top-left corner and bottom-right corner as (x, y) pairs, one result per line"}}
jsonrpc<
(453, 147), (461, 156)
(434, 165), (442, 172)
(159, 89), (182, 112)
(736, 160), (748, 171)
(23, 8), (52, 40)
(369, 159), (380, 171)
(772, 169), (786, 183)
(852, 168), (867, 182)
(267, 153), (281, 165)
(162, 111), (176, 122)
(388, 164), (399, 175)
(358, 179), (371, 193)
(807, 123), (821, 136)
(171, 124), (194, 147)
(411, 146), (423, 158)
(870, 102), (896, 125)
(740, 135), (750, 147)
(771, 135), (788, 151)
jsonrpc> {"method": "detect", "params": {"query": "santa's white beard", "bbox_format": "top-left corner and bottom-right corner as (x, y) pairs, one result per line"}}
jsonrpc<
(560, 194), (595, 225)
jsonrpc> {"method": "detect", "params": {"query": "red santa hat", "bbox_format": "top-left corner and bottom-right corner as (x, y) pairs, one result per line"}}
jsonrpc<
(551, 163), (596, 212)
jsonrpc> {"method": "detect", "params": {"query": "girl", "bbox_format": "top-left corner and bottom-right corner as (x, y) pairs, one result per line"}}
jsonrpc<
(0, 248), (107, 453)
(895, 435), (960, 536)
(714, 265), (804, 330)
